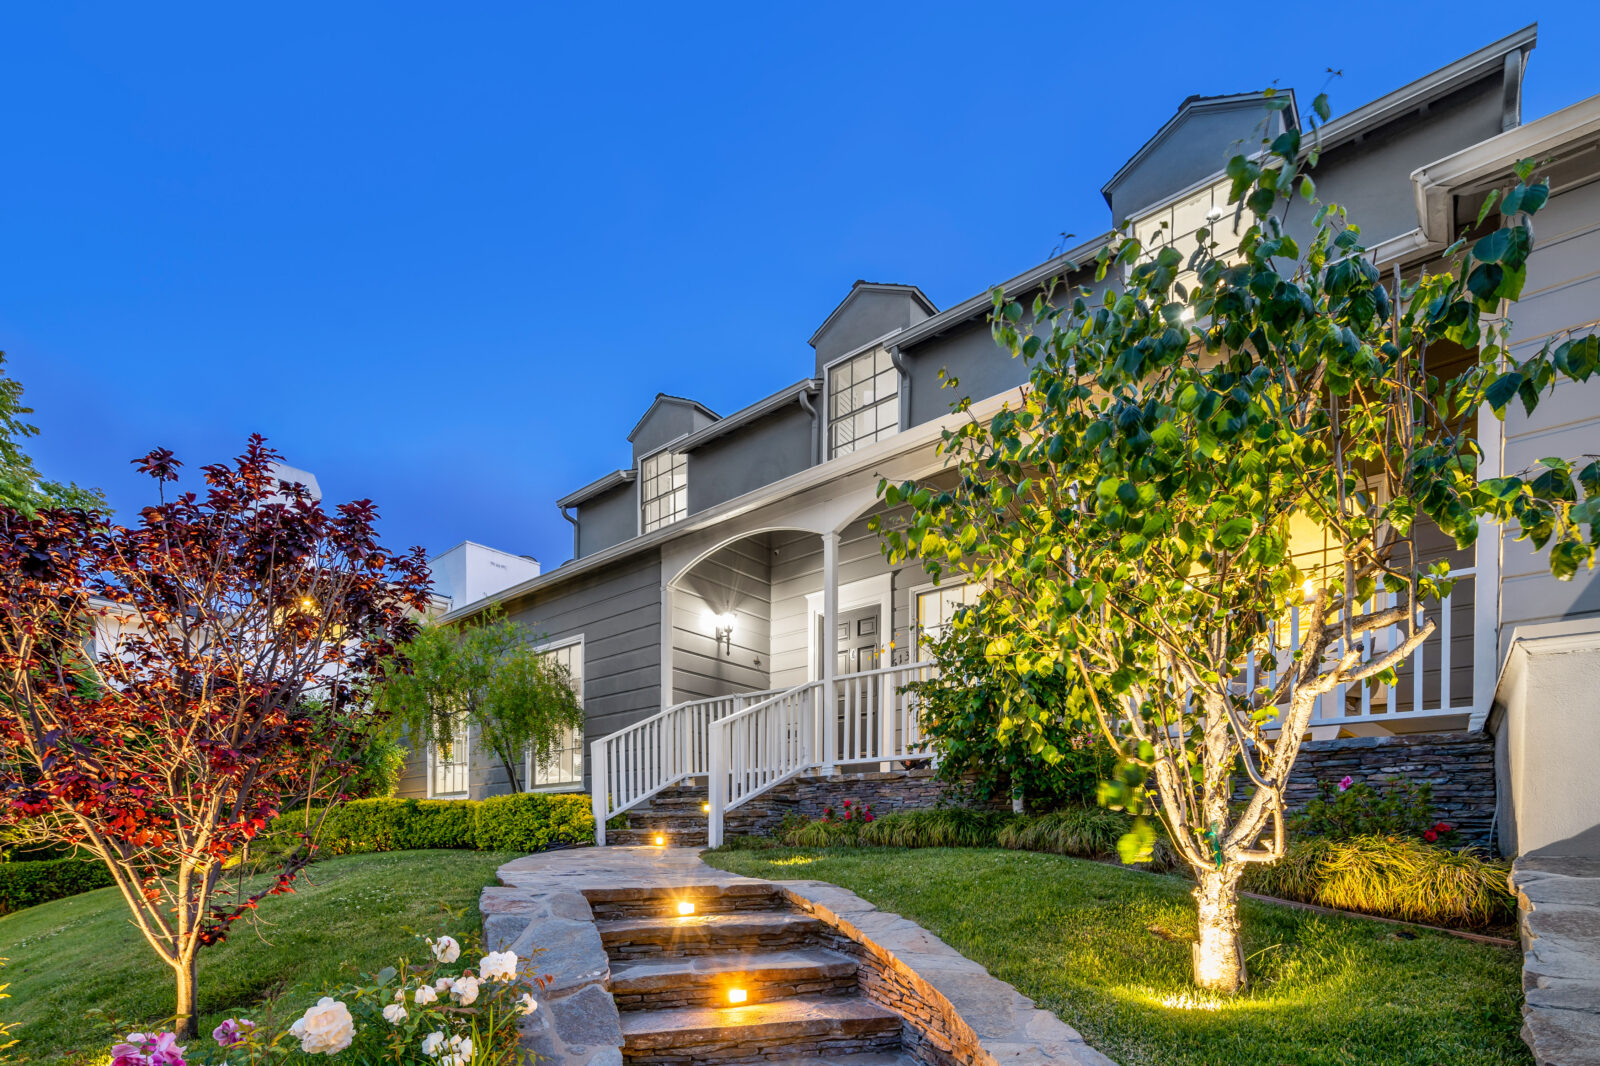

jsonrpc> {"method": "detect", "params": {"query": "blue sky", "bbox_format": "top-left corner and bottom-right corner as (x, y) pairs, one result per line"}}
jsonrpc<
(4, 4), (1597, 569)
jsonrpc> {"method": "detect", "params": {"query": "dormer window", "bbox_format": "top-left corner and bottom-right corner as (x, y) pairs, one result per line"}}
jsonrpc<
(828, 346), (898, 458)
(640, 449), (687, 532)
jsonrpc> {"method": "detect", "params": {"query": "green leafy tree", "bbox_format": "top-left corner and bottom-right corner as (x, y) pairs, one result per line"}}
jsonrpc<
(378, 606), (584, 793)
(878, 95), (1597, 992)
(0, 353), (101, 513)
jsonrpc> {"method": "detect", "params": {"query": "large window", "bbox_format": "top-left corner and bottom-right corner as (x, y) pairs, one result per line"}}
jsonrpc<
(828, 346), (899, 457)
(528, 638), (584, 790)
(915, 582), (982, 660)
(640, 450), (687, 532)
(430, 715), (470, 798)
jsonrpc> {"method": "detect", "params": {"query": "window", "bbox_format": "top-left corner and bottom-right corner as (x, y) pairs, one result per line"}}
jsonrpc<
(828, 346), (899, 457)
(430, 715), (470, 798)
(915, 582), (982, 659)
(640, 450), (687, 532)
(528, 638), (584, 790)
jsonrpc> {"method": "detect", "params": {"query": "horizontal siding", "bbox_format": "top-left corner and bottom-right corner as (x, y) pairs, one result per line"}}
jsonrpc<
(1500, 176), (1600, 637)
(672, 534), (773, 701)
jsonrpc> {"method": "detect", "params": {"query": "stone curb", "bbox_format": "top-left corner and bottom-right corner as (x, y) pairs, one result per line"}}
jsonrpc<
(1511, 852), (1600, 1066)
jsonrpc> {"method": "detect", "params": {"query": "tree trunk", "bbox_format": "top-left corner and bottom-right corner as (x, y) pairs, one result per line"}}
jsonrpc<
(499, 749), (521, 793)
(173, 951), (199, 1038)
(1192, 866), (1246, 993)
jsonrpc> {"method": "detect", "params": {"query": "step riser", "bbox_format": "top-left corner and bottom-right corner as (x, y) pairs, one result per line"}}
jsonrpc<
(623, 1029), (901, 1065)
(609, 831), (710, 847)
(615, 973), (858, 1011)
(605, 926), (817, 959)
(591, 896), (782, 920)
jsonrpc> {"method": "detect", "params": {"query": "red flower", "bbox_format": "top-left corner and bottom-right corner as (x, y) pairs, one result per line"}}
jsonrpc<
(1423, 829), (1438, 843)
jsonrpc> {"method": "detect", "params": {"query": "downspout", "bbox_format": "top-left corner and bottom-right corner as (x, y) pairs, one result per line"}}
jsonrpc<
(889, 345), (910, 431)
(560, 506), (579, 560)
(799, 384), (820, 466)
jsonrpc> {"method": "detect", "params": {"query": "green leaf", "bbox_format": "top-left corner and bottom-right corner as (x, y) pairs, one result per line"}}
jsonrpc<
(1312, 92), (1331, 122)
(1484, 371), (1523, 414)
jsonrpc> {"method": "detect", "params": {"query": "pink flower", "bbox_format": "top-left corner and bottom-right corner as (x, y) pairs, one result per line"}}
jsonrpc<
(212, 1019), (254, 1048)
(1337, 776), (1353, 792)
(111, 1032), (187, 1066)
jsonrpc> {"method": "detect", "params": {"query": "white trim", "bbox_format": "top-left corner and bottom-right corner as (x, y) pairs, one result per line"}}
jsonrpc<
(426, 716), (472, 800)
(638, 434), (691, 537)
(525, 634), (586, 791)
(907, 578), (982, 663)
(823, 341), (903, 460)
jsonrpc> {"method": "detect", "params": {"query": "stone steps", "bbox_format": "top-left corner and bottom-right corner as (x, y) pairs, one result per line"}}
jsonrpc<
(587, 882), (781, 920)
(598, 911), (823, 958)
(609, 946), (858, 1010)
(609, 827), (709, 847)
(619, 996), (902, 1063)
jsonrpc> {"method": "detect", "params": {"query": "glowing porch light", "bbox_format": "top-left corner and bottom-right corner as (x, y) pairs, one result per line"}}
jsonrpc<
(727, 988), (748, 1004)
(677, 900), (695, 916)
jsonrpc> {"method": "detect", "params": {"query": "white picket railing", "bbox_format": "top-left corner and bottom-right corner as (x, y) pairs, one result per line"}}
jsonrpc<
(827, 661), (938, 764)
(590, 687), (784, 845)
(1258, 567), (1480, 728)
(706, 681), (821, 846)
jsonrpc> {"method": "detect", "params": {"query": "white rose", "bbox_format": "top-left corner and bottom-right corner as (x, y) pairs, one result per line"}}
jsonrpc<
(413, 983), (439, 1005)
(394, 987), (407, 1002)
(450, 974), (480, 1006)
(518, 992), (539, 1015)
(421, 1030), (447, 1056)
(479, 950), (517, 982)
(382, 1003), (407, 1025)
(291, 997), (355, 1055)
(434, 976), (455, 993)
(428, 935), (461, 963)
(447, 1035), (474, 1066)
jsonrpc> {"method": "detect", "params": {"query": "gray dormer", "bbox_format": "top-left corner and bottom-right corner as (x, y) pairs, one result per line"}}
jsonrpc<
(809, 281), (937, 376)
(1102, 91), (1298, 223)
(628, 393), (719, 464)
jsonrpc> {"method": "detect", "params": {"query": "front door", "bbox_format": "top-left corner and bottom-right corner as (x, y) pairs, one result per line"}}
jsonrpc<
(820, 606), (882, 763)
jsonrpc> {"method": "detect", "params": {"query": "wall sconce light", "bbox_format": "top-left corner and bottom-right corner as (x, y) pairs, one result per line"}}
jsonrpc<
(677, 900), (695, 916)
(704, 610), (736, 655)
(727, 988), (748, 1004)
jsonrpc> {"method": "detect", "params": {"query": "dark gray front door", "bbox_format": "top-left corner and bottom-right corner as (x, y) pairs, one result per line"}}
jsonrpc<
(820, 605), (882, 763)
(835, 606), (882, 676)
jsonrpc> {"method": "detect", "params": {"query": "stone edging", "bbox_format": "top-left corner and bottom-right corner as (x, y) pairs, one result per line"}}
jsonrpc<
(773, 877), (1116, 1066)
(1510, 848), (1600, 1066)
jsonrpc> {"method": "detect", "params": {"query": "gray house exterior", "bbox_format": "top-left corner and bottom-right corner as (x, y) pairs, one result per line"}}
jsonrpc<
(396, 25), (1600, 867)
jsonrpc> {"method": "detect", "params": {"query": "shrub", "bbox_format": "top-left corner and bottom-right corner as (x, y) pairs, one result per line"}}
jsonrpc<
(0, 858), (113, 915)
(1242, 835), (1514, 928)
(780, 807), (1019, 849)
(473, 793), (593, 852)
(1291, 775), (1459, 845)
(260, 794), (595, 862)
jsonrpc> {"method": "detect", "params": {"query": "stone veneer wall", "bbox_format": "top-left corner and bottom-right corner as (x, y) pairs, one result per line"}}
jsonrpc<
(1269, 732), (1498, 848)
(724, 764), (1007, 837)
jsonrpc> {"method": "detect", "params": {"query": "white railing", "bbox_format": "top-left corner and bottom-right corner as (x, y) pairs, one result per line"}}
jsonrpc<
(1255, 567), (1481, 729)
(707, 681), (821, 846)
(590, 687), (784, 845)
(826, 661), (937, 764)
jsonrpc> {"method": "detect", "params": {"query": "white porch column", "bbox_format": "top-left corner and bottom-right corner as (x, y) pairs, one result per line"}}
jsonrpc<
(659, 581), (675, 714)
(590, 739), (609, 848)
(1470, 403), (1504, 731)
(820, 530), (840, 773)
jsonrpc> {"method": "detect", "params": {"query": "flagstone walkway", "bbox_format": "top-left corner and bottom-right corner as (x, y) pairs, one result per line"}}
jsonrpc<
(482, 846), (1115, 1066)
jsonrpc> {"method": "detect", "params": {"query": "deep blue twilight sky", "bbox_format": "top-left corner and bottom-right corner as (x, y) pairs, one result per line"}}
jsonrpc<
(4, 4), (1597, 568)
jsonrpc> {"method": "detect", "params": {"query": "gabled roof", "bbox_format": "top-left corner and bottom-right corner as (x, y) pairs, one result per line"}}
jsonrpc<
(555, 468), (636, 509)
(678, 378), (819, 452)
(808, 280), (938, 348)
(625, 393), (720, 443)
(1101, 90), (1298, 209)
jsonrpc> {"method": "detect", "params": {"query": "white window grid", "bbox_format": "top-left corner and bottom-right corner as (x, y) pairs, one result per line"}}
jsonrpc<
(528, 637), (585, 790)
(828, 346), (899, 458)
(640, 450), (687, 532)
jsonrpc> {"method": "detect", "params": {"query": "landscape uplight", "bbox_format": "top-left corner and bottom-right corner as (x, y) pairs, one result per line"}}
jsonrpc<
(727, 988), (748, 1004)
(677, 901), (695, 916)
(653, 833), (665, 847)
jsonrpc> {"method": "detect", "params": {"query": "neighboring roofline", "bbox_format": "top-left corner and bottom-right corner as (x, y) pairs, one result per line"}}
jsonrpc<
(555, 468), (636, 509)
(891, 232), (1114, 352)
(808, 281), (939, 348)
(1101, 90), (1297, 208)
(678, 378), (820, 453)
(1317, 23), (1536, 154)
(441, 385), (1017, 623)
(625, 393), (720, 443)
(427, 539), (540, 564)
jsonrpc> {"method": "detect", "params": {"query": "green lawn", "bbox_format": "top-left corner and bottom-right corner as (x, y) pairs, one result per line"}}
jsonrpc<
(704, 846), (1529, 1066)
(0, 850), (514, 1063)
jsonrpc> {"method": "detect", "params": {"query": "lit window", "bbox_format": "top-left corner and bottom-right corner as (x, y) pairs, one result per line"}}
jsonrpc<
(915, 583), (982, 659)
(829, 347), (899, 458)
(529, 639), (584, 790)
(640, 450), (687, 532)
(431, 715), (470, 797)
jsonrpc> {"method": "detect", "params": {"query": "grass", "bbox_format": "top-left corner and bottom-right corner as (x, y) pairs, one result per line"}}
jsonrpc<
(0, 850), (514, 1063)
(704, 846), (1530, 1066)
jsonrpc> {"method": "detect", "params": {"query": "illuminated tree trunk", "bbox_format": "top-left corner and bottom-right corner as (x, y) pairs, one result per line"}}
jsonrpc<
(1192, 866), (1247, 993)
(173, 952), (199, 1038)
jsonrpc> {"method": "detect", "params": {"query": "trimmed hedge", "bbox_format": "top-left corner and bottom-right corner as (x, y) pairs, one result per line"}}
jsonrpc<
(0, 858), (114, 915)
(264, 793), (595, 859)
